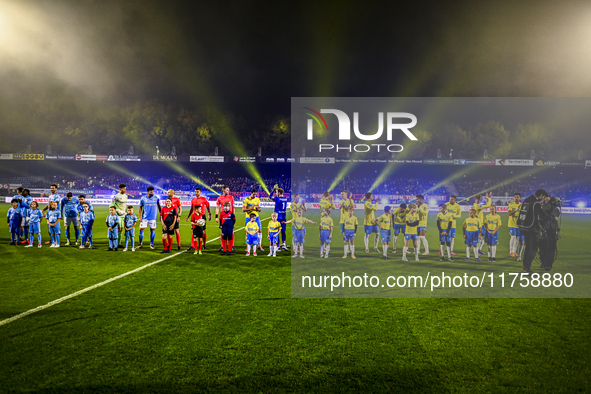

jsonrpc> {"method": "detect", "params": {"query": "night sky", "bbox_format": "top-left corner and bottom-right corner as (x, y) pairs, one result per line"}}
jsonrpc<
(1, 0), (591, 124)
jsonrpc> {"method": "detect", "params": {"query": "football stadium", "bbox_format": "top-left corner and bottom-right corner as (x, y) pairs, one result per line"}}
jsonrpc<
(2, 1), (591, 392)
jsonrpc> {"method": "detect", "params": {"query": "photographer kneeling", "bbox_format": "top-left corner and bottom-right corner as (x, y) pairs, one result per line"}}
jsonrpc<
(539, 196), (561, 271)
(518, 189), (557, 275)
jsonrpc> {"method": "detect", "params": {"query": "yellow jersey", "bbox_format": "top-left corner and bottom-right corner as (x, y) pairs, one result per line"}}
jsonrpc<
(436, 211), (454, 231)
(392, 208), (409, 225)
(463, 217), (481, 232)
(446, 202), (461, 229)
(376, 213), (392, 230)
(246, 220), (260, 235)
(290, 202), (305, 215)
(293, 216), (312, 230)
(342, 215), (358, 230)
(405, 212), (420, 235)
(243, 196), (261, 218)
(339, 198), (355, 223)
(319, 199), (336, 212)
(363, 200), (378, 225)
(320, 216), (334, 230)
(417, 203), (429, 227)
(268, 220), (281, 234)
(507, 201), (521, 228)
(485, 214), (502, 231)
(473, 199), (491, 225)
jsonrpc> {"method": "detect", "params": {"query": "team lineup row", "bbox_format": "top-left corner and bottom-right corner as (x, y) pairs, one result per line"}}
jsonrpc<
(7, 185), (529, 263)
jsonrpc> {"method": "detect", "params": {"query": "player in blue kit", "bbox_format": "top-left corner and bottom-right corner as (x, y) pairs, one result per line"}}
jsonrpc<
(18, 189), (33, 245)
(77, 195), (93, 213)
(61, 192), (80, 246)
(79, 202), (95, 249)
(25, 200), (44, 248)
(123, 206), (138, 252)
(138, 186), (161, 250)
(45, 200), (62, 248)
(269, 185), (290, 250)
(12, 187), (24, 243)
(106, 206), (120, 251)
(43, 184), (62, 245)
(7, 199), (22, 245)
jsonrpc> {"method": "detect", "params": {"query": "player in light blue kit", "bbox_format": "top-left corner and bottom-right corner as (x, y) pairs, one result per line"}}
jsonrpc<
(18, 189), (33, 245)
(7, 199), (22, 245)
(45, 200), (62, 248)
(61, 192), (80, 246)
(138, 186), (161, 250)
(269, 185), (290, 250)
(106, 206), (120, 251)
(25, 200), (44, 248)
(123, 206), (138, 252)
(79, 202), (95, 249)
(43, 184), (62, 245)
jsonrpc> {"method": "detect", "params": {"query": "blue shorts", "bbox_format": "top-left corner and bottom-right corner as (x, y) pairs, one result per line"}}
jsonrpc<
(380, 229), (391, 243)
(417, 226), (427, 233)
(221, 228), (234, 239)
(246, 233), (258, 245)
(405, 234), (417, 241)
(394, 224), (406, 235)
(125, 229), (135, 238)
(439, 232), (451, 243)
(276, 213), (286, 223)
(48, 224), (61, 234)
(485, 231), (499, 245)
(245, 216), (262, 230)
(108, 229), (118, 240)
(343, 229), (355, 242)
(509, 227), (525, 242)
(81, 226), (93, 237)
(480, 226), (487, 236)
(320, 229), (332, 244)
(9, 224), (20, 233)
(269, 232), (279, 244)
(364, 225), (379, 234)
(449, 228), (456, 238)
(29, 222), (40, 233)
(293, 229), (305, 244)
(465, 230), (479, 246)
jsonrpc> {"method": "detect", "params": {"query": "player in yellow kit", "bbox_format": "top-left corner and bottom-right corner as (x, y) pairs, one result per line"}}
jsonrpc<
(318, 192), (336, 216)
(391, 203), (409, 253)
(285, 209), (316, 258)
(341, 208), (358, 259)
(507, 192), (524, 260)
(375, 206), (392, 260)
(319, 209), (334, 258)
(290, 193), (306, 250)
(462, 209), (482, 262)
(416, 194), (430, 255)
(243, 189), (263, 251)
(436, 203), (455, 262)
(442, 195), (461, 256)
(267, 212), (282, 257)
(339, 190), (355, 225)
(402, 203), (420, 262)
(473, 192), (492, 255)
(484, 205), (502, 262)
(245, 213), (260, 257)
(363, 192), (379, 253)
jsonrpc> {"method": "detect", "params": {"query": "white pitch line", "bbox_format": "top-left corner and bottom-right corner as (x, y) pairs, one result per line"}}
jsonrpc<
(0, 216), (272, 327)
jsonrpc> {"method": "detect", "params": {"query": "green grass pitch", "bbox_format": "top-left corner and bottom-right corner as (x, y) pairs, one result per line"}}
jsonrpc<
(1, 204), (590, 392)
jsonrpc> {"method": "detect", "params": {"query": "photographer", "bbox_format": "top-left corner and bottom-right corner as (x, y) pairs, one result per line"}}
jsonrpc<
(539, 196), (561, 271)
(519, 189), (557, 275)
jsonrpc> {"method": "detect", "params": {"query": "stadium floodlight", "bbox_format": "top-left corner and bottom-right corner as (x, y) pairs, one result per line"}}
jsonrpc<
(437, 149), (442, 158)
(449, 149), (453, 159)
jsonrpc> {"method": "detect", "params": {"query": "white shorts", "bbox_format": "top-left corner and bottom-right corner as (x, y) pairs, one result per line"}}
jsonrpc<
(64, 216), (79, 227)
(20, 217), (29, 227)
(140, 219), (157, 229)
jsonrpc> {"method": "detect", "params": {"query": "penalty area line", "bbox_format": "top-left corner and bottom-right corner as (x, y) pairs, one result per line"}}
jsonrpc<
(0, 216), (272, 327)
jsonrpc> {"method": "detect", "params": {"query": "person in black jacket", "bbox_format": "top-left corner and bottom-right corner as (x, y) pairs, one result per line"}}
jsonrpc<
(521, 189), (557, 275)
(539, 196), (561, 271)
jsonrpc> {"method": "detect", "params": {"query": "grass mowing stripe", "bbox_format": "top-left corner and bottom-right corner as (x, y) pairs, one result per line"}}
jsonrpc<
(0, 215), (272, 327)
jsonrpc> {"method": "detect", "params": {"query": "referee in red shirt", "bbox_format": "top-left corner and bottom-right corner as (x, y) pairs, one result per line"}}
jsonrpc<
(167, 189), (183, 250)
(216, 186), (235, 251)
(186, 187), (212, 251)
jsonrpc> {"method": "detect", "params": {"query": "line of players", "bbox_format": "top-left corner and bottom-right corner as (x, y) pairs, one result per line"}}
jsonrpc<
(5, 184), (295, 257)
(287, 190), (527, 262)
